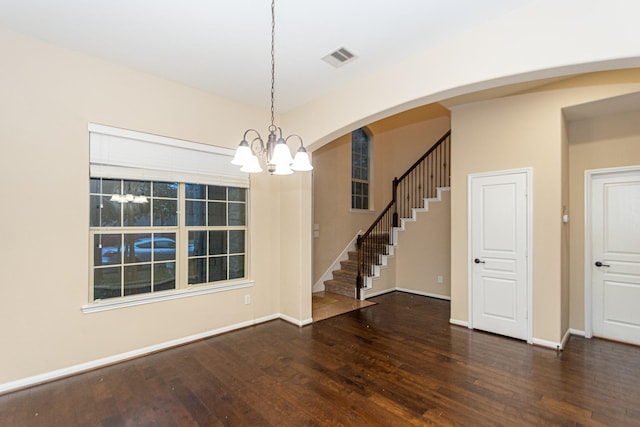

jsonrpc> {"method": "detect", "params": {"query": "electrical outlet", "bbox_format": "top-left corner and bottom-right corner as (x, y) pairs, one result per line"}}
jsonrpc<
(437, 275), (443, 284)
(244, 294), (251, 305)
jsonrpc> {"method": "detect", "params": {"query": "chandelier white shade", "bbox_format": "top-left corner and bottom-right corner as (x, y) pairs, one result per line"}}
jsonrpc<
(231, 0), (313, 175)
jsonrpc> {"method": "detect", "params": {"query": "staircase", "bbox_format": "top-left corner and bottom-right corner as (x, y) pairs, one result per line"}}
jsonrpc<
(324, 233), (389, 298)
(324, 130), (451, 299)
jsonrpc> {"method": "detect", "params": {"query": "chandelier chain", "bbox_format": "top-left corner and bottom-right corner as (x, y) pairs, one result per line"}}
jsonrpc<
(269, 0), (276, 131)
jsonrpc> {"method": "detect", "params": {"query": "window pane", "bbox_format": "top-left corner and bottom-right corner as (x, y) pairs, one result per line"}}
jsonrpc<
(208, 185), (226, 201)
(228, 203), (245, 226)
(124, 233), (151, 263)
(123, 202), (150, 227)
(228, 187), (246, 202)
(209, 257), (227, 282)
(208, 202), (226, 226)
(153, 181), (177, 198)
(186, 183), (206, 199)
(154, 262), (176, 292)
(101, 179), (121, 196)
(229, 230), (245, 254)
(94, 267), (121, 300)
(189, 231), (207, 256)
(124, 264), (151, 296)
(90, 178), (101, 194)
(209, 230), (227, 255)
(186, 200), (206, 226)
(96, 234), (122, 266)
(362, 196), (369, 210)
(153, 199), (177, 226)
(123, 180), (150, 197)
(100, 199), (121, 227)
(90, 195), (101, 227)
(153, 233), (176, 261)
(188, 258), (206, 284)
(229, 255), (245, 280)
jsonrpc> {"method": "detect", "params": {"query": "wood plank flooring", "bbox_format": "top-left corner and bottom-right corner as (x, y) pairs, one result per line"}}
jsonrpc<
(2, 292), (640, 426)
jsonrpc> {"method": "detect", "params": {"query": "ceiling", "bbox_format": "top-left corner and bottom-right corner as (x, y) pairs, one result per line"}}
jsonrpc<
(0, 0), (534, 112)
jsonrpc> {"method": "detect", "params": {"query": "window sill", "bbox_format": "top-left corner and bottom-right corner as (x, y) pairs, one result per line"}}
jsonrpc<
(349, 208), (375, 214)
(81, 280), (254, 314)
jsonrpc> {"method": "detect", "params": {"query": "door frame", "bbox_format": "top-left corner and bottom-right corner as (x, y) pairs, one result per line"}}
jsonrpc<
(584, 165), (640, 339)
(467, 167), (533, 343)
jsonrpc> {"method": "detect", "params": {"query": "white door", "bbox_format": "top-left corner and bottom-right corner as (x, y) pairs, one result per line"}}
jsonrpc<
(470, 171), (529, 341)
(591, 169), (640, 345)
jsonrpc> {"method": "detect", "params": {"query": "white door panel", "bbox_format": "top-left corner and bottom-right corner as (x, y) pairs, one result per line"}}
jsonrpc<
(470, 171), (529, 341)
(591, 170), (640, 345)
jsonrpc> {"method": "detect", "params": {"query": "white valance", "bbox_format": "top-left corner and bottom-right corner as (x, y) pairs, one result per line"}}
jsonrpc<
(89, 123), (249, 188)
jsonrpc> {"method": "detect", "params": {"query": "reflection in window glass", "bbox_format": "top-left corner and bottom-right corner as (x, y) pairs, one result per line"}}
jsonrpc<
(188, 258), (206, 285)
(229, 255), (245, 280)
(91, 179), (248, 300)
(154, 262), (176, 291)
(124, 264), (152, 296)
(186, 183), (206, 199)
(209, 257), (227, 282)
(186, 200), (206, 226)
(208, 201), (226, 226)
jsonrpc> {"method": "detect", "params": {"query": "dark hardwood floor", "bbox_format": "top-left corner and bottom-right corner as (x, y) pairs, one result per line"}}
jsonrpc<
(2, 292), (640, 426)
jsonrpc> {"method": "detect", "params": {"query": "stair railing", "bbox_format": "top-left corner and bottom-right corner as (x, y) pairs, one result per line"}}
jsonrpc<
(356, 130), (451, 299)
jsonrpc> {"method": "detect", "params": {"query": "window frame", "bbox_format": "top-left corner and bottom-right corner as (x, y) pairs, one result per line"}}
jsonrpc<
(351, 127), (373, 211)
(85, 124), (253, 314)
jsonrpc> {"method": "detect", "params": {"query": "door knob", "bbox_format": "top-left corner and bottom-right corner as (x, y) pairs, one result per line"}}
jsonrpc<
(474, 258), (485, 264)
(595, 261), (610, 267)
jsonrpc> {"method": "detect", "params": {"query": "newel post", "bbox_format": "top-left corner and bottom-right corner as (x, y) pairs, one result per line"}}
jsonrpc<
(356, 235), (364, 300)
(392, 177), (399, 228)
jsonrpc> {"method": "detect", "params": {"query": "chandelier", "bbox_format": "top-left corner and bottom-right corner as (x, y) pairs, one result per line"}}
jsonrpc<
(231, 0), (313, 175)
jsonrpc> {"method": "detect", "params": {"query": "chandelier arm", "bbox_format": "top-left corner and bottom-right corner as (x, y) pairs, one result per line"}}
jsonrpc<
(284, 134), (305, 147)
(250, 137), (265, 156)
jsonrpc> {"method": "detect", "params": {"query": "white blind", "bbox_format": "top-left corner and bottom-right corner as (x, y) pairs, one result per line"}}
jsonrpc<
(89, 123), (249, 188)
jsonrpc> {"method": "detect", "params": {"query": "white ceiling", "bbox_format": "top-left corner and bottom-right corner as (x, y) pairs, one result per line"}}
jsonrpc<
(0, 0), (534, 112)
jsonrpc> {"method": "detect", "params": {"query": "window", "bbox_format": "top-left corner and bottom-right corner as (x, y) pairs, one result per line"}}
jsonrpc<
(90, 179), (247, 301)
(87, 124), (250, 306)
(351, 128), (371, 210)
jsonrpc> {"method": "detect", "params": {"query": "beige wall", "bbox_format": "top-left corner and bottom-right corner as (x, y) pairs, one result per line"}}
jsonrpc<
(450, 70), (640, 344)
(395, 190), (451, 297)
(567, 109), (640, 331)
(312, 104), (450, 285)
(0, 28), (312, 386)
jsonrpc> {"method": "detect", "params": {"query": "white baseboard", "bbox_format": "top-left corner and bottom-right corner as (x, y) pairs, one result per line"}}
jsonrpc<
(569, 328), (586, 337)
(449, 318), (469, 328)
(395, 288), (451, 301)
(279, 313), (313, 327)
(0, 312), (307, 395)
(531, 337), (563, 350)
(363, 287), (397, 299)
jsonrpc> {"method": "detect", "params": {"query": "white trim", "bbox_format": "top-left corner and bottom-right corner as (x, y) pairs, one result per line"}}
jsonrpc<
(531, 337), (562, 350)
(560, 329), (572, 350)
(279, 314), (313, 327)
(584, 165), (640, 340)
(449, 318), (470, 328)
(82, 280), (255, 314)
(0, 311), (311, 395)
(363, 288), (397, 299)
(569, 328), (586, 337)
(313, 231), (361, 293)
(395, 288), (451, 301)
(467, 167), (533, 344)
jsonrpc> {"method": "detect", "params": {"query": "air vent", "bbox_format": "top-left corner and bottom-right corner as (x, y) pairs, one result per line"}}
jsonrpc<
(322, 47), (358, 68)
